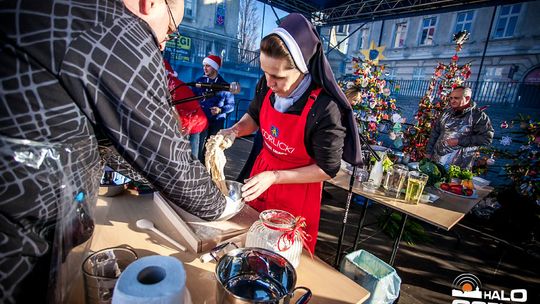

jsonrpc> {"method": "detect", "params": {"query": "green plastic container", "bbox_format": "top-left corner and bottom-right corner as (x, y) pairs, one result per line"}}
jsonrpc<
(340, 250), (401, 304)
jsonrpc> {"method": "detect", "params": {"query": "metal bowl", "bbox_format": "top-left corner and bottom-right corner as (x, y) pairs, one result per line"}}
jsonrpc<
(215, 248), (298, 303)
(225, 180), (243, 203)
(218, 180), (246, 221)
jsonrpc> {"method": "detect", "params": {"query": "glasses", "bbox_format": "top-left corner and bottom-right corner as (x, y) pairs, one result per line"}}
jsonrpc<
(165, 0), (180, 41)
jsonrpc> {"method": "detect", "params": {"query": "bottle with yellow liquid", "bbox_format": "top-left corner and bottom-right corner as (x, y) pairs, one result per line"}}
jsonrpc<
(404, 171), (429, 204)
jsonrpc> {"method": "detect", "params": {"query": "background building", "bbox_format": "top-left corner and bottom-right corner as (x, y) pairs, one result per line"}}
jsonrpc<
(324, 1), (540, 107)
(163, 0), (261, 119)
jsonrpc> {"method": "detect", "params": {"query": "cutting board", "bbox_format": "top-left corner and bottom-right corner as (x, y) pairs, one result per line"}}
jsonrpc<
(153, 193), (259, 253)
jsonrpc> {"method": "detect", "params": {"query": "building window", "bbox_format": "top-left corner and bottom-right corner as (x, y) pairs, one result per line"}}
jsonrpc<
(494, 4), (521, 38)
(336, 24), (349, 35)
(184, 0), (195, 18)
(454, 11), (474, 34)
(392, 22), (408, 48)
(484, 67), (504, 78)
(358, 28), (369, 50)
(419, 17), (437, 45)
(413, 67), (424, 80)
(386, 68), (398, 80)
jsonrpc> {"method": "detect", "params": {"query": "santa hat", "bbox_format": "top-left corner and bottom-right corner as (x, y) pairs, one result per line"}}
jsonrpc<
(202, 55), (222, 71)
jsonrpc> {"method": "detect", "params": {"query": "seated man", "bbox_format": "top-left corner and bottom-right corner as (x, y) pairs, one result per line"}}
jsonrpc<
(426, 86), (494, 169)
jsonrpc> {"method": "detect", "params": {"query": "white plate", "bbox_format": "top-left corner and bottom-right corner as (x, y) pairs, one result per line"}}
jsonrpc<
(473, 176), (491, 187)
(437, 187), (478, 199)
(420, 193), (440, 203)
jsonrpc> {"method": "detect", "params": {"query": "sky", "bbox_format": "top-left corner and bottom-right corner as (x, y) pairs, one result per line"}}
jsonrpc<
(255, 2), (288, 45)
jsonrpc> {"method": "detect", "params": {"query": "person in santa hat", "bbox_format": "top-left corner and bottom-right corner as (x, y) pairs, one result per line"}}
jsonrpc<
(192, 54), (235, 160)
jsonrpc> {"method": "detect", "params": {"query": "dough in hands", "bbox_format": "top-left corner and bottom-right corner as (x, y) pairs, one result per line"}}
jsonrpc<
(205, 134), (233, 195)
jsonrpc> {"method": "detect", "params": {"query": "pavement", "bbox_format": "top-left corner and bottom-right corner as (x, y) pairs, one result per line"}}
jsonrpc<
(223, 135), (540, 304)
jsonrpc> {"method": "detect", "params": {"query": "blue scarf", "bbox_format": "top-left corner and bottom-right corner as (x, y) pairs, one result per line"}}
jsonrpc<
(274, 74), (312, 113)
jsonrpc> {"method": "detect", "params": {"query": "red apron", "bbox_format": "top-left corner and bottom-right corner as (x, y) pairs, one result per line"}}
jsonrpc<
(249, 87), (323, 253)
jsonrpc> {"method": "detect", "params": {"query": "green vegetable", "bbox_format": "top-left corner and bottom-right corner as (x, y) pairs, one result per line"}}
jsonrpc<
(382, 155), (394, 173)
(419, 158), (442, 186)
(447, 165), (462, 179)
(459, 169), (473, 180)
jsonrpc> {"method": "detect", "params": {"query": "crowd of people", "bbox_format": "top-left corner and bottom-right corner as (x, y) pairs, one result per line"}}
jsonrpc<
(0, 0), (494, 302)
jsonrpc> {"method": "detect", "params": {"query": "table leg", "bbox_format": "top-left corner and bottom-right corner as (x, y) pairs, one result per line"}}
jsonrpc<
(334, 189), (354, 267)
(333, 167), (357, 267)
(389, 213), (408, 266)
(352, 198), (370, 251)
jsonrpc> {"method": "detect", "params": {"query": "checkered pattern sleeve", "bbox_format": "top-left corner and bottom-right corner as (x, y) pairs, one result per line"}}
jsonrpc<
(59, 15), (226, 220)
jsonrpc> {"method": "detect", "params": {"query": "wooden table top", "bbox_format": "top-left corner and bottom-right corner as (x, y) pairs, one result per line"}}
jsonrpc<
(67, 191), (370, 304)
(327, 169), (494, 230)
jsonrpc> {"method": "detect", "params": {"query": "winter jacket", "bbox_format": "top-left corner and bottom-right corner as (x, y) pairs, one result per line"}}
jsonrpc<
(426, 102), (494, 169)
(192, 74), (235, 122)
(164, 60), (208, 134)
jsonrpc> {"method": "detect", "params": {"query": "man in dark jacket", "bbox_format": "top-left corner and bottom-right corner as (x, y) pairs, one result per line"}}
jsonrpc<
(426, 86), (494, 169)
(192, 55), (235, 159)
(0, 0), (232, 302)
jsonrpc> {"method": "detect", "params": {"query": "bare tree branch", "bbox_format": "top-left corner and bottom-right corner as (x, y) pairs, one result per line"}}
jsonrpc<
(238, 0), (261, 62)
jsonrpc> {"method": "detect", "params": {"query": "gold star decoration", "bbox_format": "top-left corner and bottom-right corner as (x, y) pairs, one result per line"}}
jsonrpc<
(360, 41), (386, 64)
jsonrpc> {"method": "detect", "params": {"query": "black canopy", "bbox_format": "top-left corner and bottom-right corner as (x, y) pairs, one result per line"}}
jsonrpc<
(259, 0), (531, 26)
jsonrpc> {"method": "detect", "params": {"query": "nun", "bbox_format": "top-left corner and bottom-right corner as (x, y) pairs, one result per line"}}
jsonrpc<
(219, 13), (362, 252)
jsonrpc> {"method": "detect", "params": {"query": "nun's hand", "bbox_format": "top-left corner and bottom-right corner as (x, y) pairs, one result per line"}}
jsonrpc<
(217, 128), (238, 146)
(241, 171), (278, 202)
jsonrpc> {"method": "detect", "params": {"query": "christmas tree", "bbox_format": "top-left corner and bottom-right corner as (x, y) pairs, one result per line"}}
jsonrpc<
(479, 115), (540, 203)
(343, 58), (403, 147)
(402, 31), (472, 161)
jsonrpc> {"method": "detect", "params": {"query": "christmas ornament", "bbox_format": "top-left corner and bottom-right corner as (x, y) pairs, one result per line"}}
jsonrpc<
(500, 136), (512, 146)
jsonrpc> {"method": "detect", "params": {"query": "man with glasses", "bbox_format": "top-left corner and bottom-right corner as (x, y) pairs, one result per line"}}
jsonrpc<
(0, 1), (233, 302)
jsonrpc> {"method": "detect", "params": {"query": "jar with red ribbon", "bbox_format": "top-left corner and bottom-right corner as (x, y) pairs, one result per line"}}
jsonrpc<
(245, 209), (305, 268)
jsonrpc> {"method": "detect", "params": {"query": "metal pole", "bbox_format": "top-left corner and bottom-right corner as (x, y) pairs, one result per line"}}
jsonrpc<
(389, 213), (408, 266)
(258, 2), (266, 79)
(334, 166), (357, 267)
(474, 6), (497, 100)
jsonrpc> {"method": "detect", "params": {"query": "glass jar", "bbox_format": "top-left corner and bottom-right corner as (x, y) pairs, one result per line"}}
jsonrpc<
(383, 164), (409, 198)
(245, 209), (303, 268)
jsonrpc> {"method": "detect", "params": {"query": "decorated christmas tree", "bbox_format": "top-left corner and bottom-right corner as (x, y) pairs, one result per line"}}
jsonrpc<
(342, 43), (403, 148)
(479, 115), (540, 202)
(402, 31), (472, 161)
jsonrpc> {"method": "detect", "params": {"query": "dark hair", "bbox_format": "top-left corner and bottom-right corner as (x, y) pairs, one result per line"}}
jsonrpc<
(260, 34), (297, 70)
